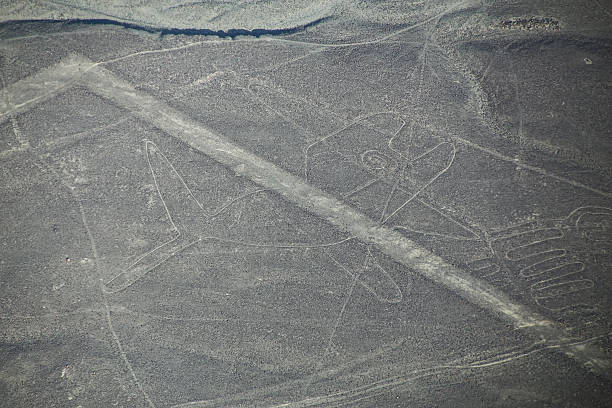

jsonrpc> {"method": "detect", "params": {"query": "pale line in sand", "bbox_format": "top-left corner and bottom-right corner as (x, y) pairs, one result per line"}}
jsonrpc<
(31, 158), (157, 408)
(76, 58), (611, 378)
(2, 56), (610, 380)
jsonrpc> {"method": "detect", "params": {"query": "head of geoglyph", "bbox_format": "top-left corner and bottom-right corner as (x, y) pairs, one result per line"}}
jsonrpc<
(360, 149), (398, 174)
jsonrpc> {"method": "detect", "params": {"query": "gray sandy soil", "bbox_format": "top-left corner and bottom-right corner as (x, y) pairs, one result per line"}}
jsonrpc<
(1, 1), (611, 407)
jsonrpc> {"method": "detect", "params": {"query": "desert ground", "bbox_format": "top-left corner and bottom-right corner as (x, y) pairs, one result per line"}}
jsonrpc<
(1, 1), (611, 407)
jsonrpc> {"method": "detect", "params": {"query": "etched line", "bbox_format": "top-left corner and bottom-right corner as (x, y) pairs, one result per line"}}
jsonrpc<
(0, 116), (30, 157)
(451, 135), (612, 198)
(475, 207), (610, 312)
(34, 159), (156, 408)
(74, 57), (611, 377)
(5, 56), (610, 378)
(382, 143), (457, 225)
(0, 55), (94, 121)
(172, 334), (611, 408)
(104, 140), (356, 293)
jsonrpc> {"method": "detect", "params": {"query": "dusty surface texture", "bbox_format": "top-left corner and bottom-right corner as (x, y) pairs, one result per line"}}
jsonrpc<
(1, 1), (611, 407)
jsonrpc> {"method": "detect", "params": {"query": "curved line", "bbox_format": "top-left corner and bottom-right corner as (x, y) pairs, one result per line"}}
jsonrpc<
(207, 188), (270, 218)
(387, 121), (408, 156)
(199, 235), (358, 249)
(488, 221), (540, 240)
(520, 260), (583, 279)
(498, 227), (564, 243)
(171, 334), (611, 408)
(531, 278), (594, 294)
(467, 258), (501, 278)
(533, 280), (596, 312)
(505, 246), (565, 262)
(574, 212), (612, 242)
(103, 238), (202, 294)
(146, 140), (205, 217)
(147, 140), (270, 219)
(105, 234), (181, 287)
(304, 111), (404, 176)
(566, 206), (612, 224)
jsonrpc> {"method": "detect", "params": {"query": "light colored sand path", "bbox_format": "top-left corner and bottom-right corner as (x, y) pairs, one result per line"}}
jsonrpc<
(2, 55), (610, 381)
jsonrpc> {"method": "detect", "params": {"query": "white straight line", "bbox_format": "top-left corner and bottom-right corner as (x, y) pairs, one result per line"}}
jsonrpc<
(80, 60), (543, 327)
(453, 136), (612, 199)
(0, 55), (95, 122)
(77, 58), (610, 378)
(2, 56), (610, 379)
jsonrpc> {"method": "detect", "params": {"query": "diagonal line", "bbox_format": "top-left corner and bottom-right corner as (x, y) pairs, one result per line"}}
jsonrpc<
(0, 55), (97, 122)
(3, 55), (611, 380)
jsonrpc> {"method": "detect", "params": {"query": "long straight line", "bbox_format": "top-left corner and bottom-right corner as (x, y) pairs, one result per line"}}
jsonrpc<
(452, 135), (612, 199)
(2, 57), (610, 379)
(0, 55), (93, 122)
(2, 56), (610, 202)
(83, 60), (545, 329)
(77, 59), (610, 378)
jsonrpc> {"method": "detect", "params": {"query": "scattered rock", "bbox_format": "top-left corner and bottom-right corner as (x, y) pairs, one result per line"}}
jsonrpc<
(498, 17), (560, 31)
